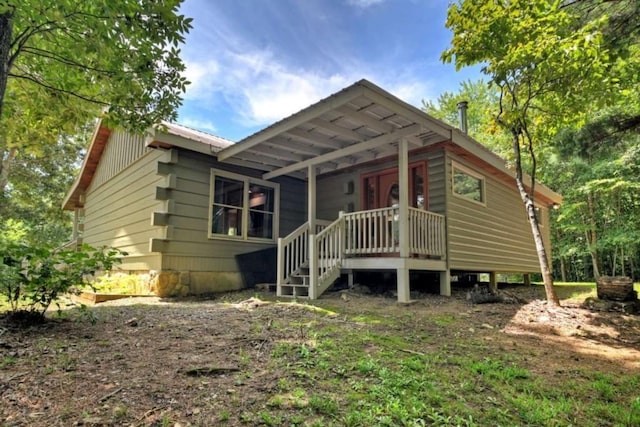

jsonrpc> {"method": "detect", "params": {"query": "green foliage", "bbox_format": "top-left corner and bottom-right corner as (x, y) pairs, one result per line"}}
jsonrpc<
(1, 0), (192, 133)
(423, 79), (511, 158)
(0, 241), (123, 321)
(0, 1), (192, 248)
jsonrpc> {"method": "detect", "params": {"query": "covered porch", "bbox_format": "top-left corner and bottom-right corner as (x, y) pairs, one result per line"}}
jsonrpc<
(217, 80), (458, 301)
(276, 205), (448, 301)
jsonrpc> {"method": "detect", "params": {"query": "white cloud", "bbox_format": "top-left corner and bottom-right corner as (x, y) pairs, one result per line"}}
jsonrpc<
(183, 59), (220, 101)
(182, 46), (437, 130)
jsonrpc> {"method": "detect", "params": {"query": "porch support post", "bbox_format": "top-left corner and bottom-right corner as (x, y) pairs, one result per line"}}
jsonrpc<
(397, 267), (410, 303)
(398, 138), (409, 258)
(489, 272), (498, 292)
(307, 165), (318, 299)
(523, 273), (531, 286)
(439, 269), (451, 296)
(307, 165), (316, 232)
(396, 138), (410, 303)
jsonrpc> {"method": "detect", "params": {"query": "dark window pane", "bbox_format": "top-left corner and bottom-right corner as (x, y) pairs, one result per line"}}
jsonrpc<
(412, 167), (425, 209)
(212, 205), (242, 236)
(248, 185), (274, 212)
(453, 169), (483, 202)
(248, 211), (273, 238)
(214, 177), (243, 206)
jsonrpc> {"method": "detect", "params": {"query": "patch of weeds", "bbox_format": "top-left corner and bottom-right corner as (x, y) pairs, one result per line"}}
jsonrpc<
(355, 356), (379, 375)
(433, 314), (457, 327)
(627, 396), (640, 426)
(1, 355), (17, 369)
(271, 342), (295, 359)
(267, 389), (309, 409)
(75, 304), (98, 324)
(111, 405), (128, 421)
(239, 411), (254, 424)
(57, 353), (78, 372)
(309, 394), (339, 416)
(259, 411), (283, 426)
(591, 373), (615, 402)
(511, 394), (574, 426)
(237, 349), (251, 368)
(219, 410), (231, 422)
(470, 357), (530, 382)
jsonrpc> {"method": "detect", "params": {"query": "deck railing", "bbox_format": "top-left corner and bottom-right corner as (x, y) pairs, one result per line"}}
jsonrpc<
(343, 207), (400, 255)
(277, 209), (446, 298)
(408, 207), (446, 256)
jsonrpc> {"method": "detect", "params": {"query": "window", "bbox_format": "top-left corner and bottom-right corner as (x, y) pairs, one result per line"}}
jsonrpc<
(452, 162), (485, 204)
(209, 170), (279, 241)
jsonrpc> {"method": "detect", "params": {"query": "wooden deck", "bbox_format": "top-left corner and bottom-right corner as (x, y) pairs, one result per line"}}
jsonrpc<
(277, 207), (447, 300)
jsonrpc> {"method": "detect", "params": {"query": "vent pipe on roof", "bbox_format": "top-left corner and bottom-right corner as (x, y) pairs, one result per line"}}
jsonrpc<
(457, 100), (468, 134)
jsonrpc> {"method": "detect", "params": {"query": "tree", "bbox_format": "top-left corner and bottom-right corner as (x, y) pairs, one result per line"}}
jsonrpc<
(422, 79), (511, 158)
(0, 0), (192, 195)
(442, 0), (616, 305)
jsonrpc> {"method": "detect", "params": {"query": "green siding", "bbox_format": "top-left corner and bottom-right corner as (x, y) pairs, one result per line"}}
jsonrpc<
(445, 152), (550, 273)
(82, 141), (164, 270)
(159, 150), (306, 273)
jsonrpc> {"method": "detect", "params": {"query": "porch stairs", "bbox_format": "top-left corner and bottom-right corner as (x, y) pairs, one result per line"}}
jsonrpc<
(276, 207), (446, 299)
(277, 218), (342, 299)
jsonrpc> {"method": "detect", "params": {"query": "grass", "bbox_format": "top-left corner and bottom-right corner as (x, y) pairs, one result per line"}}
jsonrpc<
(248, 298), (640, 426)
(3, 283), (639, 426)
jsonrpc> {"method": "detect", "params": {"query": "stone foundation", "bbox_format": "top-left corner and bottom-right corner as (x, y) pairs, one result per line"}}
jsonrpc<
(149, 270), (244, 297)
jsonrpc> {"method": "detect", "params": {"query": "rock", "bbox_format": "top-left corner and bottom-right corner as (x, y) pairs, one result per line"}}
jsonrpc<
(125, 317), (138, 327)
(340, 292), (350, 302)
(468, 285), (502, 304)
(583, 297), (639, 314)
(481, 323), (494, 329)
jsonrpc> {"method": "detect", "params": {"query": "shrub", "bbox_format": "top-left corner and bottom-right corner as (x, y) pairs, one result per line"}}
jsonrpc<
(0, 243), (123, 322)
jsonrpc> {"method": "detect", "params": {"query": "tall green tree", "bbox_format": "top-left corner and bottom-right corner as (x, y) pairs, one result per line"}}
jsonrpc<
(422, 79), (511, 158)
(442, 0), (616, 305)
(0, 0), (192, 195)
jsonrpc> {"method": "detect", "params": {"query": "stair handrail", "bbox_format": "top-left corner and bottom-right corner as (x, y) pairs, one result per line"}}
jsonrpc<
(310, 213), (346, 298)
(277, 222), (310, 287)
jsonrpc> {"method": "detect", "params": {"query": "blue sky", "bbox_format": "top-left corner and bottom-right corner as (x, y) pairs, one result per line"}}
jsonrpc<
(176, 0), (481, 141)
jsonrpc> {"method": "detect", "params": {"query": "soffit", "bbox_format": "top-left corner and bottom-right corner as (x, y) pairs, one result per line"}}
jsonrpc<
(217, 79), (453, 179)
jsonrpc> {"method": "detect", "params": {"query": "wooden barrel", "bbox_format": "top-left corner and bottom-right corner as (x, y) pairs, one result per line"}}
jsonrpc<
(596, 276), (636, 301)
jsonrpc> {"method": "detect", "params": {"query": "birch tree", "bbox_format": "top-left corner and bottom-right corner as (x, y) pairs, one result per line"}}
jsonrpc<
(443, 0), (613, 305)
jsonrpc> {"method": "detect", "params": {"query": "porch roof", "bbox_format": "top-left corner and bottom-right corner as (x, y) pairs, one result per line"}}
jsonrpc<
(218, 79), (562, 206)
(218, 79), (453, 179)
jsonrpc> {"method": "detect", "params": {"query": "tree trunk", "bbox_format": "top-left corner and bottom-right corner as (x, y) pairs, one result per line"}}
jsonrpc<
(0, 146), (16, 192)
(0, 12), (12, 121)
(560, 256), (567, 282)
(512, 129), (559, 306)
(612, 250), (617, 277)
(586, 193), (601, 279)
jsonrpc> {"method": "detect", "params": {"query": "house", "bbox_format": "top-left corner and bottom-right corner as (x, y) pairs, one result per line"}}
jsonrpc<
(63, 79), (562, 301)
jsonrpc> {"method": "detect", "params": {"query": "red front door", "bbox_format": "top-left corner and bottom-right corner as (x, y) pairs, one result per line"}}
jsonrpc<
(362, 162), (427, 210)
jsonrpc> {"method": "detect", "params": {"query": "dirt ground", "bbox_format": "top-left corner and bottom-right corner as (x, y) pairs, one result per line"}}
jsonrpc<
(1, 284), (639, 426)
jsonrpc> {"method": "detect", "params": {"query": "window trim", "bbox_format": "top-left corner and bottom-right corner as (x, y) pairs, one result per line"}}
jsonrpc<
(208, 169), (280, 242)
(451, 161), (486, 206)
